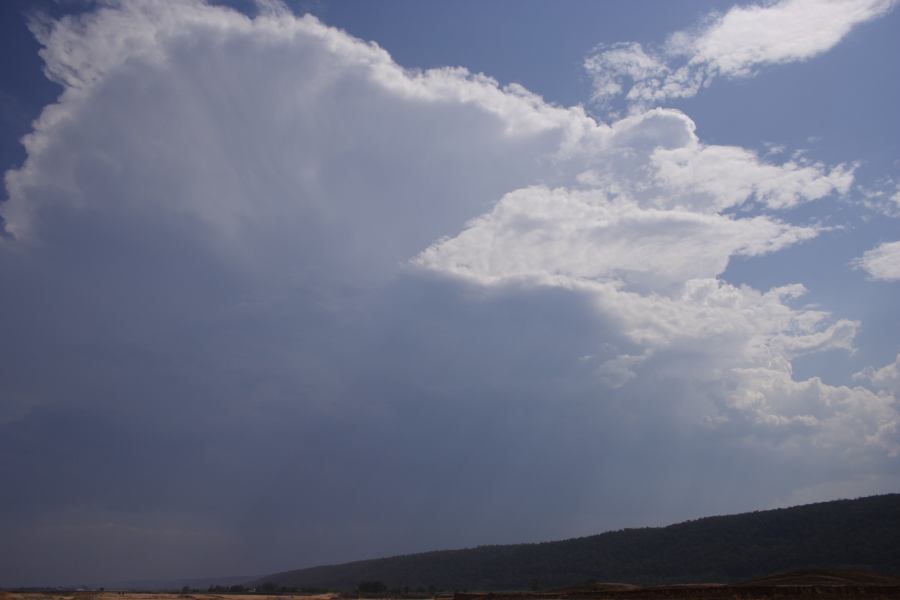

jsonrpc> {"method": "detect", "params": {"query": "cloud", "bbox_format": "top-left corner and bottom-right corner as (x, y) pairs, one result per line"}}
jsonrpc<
(858, 178), (900, 217)
(725, 367), (898, 452)
(415, 186), (819, 290)
(852, 240), (900, 280)
(570, 109), (854, 214)
(650, 144), (855, 211)
(585, 0), (897, 106)
(856, 353), (900, 396)
(0, 0), (897, 586)
(582, 42), (668, 100)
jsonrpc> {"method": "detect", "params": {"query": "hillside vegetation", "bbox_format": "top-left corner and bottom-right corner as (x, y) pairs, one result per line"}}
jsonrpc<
(257, 494), (900, 590)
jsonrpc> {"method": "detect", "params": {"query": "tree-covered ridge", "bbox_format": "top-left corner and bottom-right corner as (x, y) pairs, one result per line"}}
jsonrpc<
(258, 494), (900, 590)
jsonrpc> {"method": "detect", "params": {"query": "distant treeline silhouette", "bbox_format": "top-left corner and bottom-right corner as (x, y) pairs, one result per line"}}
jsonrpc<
(252, 494), (900, 590)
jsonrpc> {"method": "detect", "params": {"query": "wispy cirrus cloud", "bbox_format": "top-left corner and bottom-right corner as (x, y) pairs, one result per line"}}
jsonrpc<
(858, 178), (900, 217)
(585, 0), (897, 107)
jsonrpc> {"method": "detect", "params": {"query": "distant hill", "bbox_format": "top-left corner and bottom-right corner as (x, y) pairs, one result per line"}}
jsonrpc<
(256, 494), (900, 590)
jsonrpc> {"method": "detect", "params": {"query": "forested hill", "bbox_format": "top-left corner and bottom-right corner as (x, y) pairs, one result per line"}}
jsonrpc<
(257, 494), (900, 590)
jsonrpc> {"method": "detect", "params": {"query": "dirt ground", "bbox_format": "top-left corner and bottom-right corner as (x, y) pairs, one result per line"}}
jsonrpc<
(1, 594), (340, 600)
(6, 587), (900, 600)
(457, 586), (900, 600)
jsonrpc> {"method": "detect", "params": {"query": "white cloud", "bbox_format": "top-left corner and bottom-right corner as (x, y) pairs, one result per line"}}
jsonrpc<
(585, 0), (897, 106)
(687, 0), (895, 75)
(5, 0), (597, 243)
(583, 279), (858, 367)
(651, 144), (855, 211)
(415, 186), (819, 290)
(852, 240), (900, 280)
(582, 42), (668, 100)
(568, 109), (854, 214)
(857, 178), (900, 217)
(726, 367), (898, 453)
(856, 353), (900, 396)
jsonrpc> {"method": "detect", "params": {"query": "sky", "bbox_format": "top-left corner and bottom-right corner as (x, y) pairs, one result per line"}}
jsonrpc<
(1, 0), (899, 588)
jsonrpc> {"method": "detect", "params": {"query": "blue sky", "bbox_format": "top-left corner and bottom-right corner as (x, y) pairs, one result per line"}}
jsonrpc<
(1, 0), (899, 587)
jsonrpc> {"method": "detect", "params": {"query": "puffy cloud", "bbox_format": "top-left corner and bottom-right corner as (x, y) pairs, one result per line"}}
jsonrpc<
(650, 144), (855, 211)
(5, 0), (602, 244)
(725, 367), (898, 453)
(856, 353), (900, 396)
(0, 0), (896, 585)
(415, 186), (819, 290)
(585, 0), (897, 106)
(568, 109), (854, 214)
(852, 240), (900, 280)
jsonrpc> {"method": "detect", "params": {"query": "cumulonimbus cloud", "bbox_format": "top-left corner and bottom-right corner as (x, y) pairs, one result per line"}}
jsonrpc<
(0, 0), (897, 586)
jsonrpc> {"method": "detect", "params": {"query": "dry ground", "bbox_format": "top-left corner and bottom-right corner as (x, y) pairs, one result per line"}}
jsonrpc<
(6, 584), (900, 600)
(0, 594), (339, 600)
